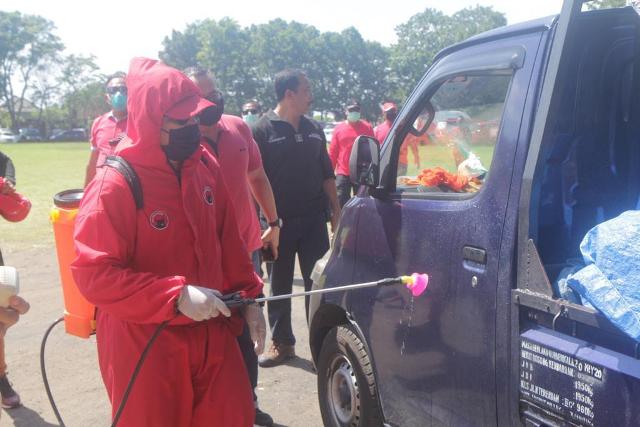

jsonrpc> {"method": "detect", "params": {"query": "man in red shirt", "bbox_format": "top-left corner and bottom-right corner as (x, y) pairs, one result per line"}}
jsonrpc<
(374, 101), (398, 143)
(84, 72), (128, 186)
(187, 67), (278, 427)
(328, 100), (374, 207)
(72, 58), (263, 427)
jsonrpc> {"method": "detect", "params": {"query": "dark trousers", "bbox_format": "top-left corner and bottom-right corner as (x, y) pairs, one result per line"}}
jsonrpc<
(237, 249), (262, 403)
(336, 174), (358, 208)
(269, 212), (329, 345)
(237, 321), (258, 402)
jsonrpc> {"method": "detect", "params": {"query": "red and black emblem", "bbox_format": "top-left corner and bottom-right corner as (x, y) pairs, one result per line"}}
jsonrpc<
(149, 210), (169, 230)
(203, 186), (214, 205)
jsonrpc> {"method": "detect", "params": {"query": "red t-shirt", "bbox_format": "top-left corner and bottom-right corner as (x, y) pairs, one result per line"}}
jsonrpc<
(201, 114), (263, 252)
(374, 120), (393, 143)
(90, 112), (127, 167)
(329, 120), (375, 176)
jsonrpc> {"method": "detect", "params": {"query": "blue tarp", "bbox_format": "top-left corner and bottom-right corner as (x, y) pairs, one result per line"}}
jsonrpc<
(562, 210), (640, 341)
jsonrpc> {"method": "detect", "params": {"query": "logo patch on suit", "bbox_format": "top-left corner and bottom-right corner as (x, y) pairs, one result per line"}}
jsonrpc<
(203, 186), (214, 205)
(150, 210), (169, 230)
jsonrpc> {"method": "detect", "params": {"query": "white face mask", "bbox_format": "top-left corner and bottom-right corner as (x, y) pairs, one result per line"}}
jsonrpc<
(347, 111), (361, 123)
(243, 112), (259, 125)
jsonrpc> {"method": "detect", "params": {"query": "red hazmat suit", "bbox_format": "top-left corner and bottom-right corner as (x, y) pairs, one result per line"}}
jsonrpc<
(71, 57), (262, 427)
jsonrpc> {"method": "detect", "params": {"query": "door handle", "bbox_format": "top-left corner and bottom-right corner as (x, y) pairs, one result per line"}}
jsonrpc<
(463, 246), (487, 265)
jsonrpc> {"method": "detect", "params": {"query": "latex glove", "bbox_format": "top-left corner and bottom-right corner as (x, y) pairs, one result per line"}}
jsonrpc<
(177, 285), (231, 321)
(243, 303), (266, 355)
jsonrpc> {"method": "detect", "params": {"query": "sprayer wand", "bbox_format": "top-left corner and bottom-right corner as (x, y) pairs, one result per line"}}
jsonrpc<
(221, 273), (429, 308)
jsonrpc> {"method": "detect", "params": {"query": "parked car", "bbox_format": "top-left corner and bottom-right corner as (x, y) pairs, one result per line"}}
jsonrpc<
(309, 2), (640, 426)
(49, 128), (87, 142)
(18, 128), (43, 142)
(0, 129), (19, 143)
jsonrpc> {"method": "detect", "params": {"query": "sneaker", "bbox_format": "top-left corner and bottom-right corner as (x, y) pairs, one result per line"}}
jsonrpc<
(0, 375), (20, 409)
(255, 407), (274, 426)
(257, 342), (295, 368)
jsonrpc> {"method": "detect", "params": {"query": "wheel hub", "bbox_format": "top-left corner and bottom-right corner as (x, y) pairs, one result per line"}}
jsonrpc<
(328, 355), (360, 426)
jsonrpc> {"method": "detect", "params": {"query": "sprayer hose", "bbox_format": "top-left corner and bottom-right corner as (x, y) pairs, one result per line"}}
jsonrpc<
(40, 317), (168, 427)
(40, 317), (65, 426)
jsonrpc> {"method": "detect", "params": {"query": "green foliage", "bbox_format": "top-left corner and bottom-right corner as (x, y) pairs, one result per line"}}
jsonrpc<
(390, 6), (507, 101)
(584, 0), (626, 10)
(159, 24), (202, 71)
(2, 6), (509, 130)
(0, 11), (64, 130)
(160, 7), (505, 121)
(0, 12), (104, 135)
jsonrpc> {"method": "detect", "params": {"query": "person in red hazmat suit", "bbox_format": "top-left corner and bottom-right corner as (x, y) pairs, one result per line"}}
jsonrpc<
(71, 57), (265, 427)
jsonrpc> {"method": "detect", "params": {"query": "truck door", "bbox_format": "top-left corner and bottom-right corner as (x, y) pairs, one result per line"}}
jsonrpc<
(514, 1), (640, 426)
(347, 32), (545, 425)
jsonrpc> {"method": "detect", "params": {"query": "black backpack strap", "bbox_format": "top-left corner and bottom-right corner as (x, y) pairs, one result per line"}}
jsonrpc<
(101, 156), (144, 209)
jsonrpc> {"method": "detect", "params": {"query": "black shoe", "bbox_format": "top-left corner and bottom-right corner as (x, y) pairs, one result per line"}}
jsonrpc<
(255, 407), (274, 426)
(0, 375), (20, 409)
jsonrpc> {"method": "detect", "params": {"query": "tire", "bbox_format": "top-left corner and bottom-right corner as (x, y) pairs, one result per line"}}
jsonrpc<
(317, 324), (383, 427)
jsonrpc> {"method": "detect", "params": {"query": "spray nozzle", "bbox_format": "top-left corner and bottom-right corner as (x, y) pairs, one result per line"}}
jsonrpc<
(401, 273), (429, 297)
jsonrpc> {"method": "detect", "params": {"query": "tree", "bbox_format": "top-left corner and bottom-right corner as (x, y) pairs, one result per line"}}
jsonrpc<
(0, 11), (63, 130)
(59, 54), (101, 128)
(390, 6), (506, 101)
(159, 24), (202, 70)
(584, 0), (626, 10)
(196, 18), (256, 114)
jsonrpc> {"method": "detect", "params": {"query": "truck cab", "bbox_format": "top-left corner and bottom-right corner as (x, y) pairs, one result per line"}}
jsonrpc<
(309, 1), (640, 426)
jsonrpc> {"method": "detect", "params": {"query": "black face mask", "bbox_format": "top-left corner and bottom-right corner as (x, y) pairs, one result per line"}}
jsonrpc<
(161, 123), (201, 161)
(200, 91), (224, 126)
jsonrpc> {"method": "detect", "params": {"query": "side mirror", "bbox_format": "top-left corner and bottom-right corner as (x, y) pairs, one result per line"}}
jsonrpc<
(408, 102), (435, 136)
(349, 135), (380, 187)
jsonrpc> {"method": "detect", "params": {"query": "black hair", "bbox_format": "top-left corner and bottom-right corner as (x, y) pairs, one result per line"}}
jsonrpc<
(105, 71), (126, 89)
(346, 99), (361, 110)
(274, 69), (306, 102)
(242, 99), (261, 110)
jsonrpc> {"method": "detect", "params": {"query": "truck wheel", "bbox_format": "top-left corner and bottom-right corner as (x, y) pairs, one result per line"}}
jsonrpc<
(317, 325), (383, 427)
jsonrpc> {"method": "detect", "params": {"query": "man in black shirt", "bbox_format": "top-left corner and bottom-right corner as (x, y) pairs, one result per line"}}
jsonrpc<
(0, 151), (16, 190)
(253, 69), (340, 367)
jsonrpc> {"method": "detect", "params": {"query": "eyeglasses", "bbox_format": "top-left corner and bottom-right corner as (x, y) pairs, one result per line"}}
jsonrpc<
(346, 106), (361, 113)
(242, 109), (259, 115)
(107, 86), (127, 95)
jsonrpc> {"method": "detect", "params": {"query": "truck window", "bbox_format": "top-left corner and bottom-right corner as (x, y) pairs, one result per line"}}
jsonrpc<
(396, 73), (512, 195)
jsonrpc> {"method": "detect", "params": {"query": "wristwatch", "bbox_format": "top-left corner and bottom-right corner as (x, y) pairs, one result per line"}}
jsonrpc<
(268, 218), (283, 228)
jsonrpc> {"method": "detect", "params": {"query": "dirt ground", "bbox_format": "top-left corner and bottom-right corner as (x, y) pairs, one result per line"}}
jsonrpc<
(0, 246), (322, 427)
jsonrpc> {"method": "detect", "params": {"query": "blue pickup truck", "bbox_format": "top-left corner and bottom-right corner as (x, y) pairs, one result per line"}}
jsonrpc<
(308, 1), (640, 426)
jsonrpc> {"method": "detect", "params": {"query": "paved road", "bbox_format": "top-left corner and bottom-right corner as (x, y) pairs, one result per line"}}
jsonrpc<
(0, 246), (322, 427)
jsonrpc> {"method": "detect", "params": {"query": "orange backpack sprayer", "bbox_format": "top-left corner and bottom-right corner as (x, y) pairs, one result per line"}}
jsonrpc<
(41, 186), (430, 427)
(50, 189), (95, 337)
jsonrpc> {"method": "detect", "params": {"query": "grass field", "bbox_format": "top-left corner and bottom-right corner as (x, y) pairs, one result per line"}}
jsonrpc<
(403, 144), (494, 176)
(0, 142), (87, 251)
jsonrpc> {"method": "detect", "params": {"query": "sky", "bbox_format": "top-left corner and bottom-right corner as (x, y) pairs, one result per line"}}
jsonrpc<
(1, 0), (565, 73)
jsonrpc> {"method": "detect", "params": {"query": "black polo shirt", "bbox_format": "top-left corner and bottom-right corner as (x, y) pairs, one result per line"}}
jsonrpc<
(252, 111), (334, 219)
(0, 151), (15, 185)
